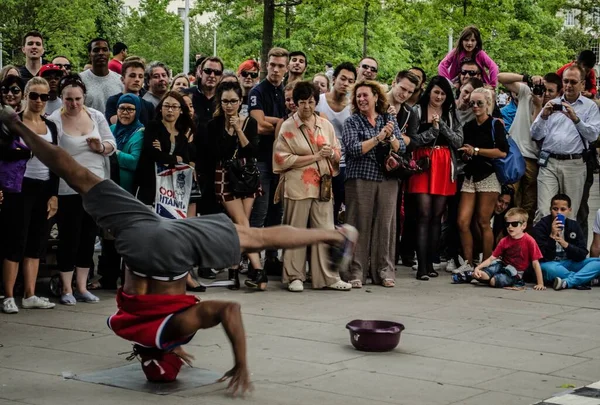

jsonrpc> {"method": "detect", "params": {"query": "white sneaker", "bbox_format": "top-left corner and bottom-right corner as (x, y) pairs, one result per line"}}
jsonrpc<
(22, 295), (56, 309)
(446, 260), (458, 273)
(2, 297), (18, 314)
(454, 263), (474, 274)
(412, 261), (446, 271)
(288, 279), (304, 292)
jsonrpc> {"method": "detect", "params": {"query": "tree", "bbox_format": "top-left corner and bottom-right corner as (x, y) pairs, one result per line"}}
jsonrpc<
(122, 0), (185, 71)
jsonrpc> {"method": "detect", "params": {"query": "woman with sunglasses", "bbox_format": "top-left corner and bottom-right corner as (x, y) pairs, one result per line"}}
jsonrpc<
(456, 88), (508, 274)
(1, 76), (25, 113)
(408, 76), (463, 281)
(199, 81), (263, 290)
(48, 74), (116, 305)
(0, 77), (58, 313)
(135, 91), (194, 206)
(237, 60), (260, 117)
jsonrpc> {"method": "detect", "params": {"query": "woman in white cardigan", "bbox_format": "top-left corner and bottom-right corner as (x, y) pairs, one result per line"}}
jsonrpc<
(49, 74), (116, 305)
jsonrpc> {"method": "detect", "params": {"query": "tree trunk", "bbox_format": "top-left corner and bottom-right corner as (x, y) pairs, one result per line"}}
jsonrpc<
(285, 2), (291, 39)
(463, 0), (467, 16)
(261, 0), (275, 80)
(362, 0), (369, 58)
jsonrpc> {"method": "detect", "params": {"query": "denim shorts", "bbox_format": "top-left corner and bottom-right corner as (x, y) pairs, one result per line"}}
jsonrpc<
(483, 260), (524, 288)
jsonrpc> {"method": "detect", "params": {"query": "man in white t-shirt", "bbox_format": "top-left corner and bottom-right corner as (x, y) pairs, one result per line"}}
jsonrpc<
(315, 62), (356, 224)
(79, 38), (123, 114)
(497, 72), (560, 227)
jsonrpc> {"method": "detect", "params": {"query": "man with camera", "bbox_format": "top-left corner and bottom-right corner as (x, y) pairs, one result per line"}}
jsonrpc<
(531, 65), (600, 224)
(497, 72), (546, 228)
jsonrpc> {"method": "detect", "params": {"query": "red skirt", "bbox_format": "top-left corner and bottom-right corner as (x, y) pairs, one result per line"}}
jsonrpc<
(108, 289), (199, 350)
(407, 146), (456, 196)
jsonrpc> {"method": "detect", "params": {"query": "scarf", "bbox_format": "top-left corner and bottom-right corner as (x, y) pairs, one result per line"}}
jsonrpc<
(112, 93), (144, 150)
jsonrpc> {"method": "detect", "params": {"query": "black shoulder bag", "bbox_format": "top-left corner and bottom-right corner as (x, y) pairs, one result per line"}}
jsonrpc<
(224, 117), (261, 195)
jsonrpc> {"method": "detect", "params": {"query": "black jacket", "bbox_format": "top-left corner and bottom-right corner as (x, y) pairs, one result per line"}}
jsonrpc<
(134, 120), (192, 205)
(395, 103), (419, 153)
(532, 215), (588, 262)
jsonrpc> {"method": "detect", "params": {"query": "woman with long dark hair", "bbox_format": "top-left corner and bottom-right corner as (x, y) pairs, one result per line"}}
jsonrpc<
(408, 76), (463, 280)
(134, 91), (195, 206)
(199, 81), (263, 290)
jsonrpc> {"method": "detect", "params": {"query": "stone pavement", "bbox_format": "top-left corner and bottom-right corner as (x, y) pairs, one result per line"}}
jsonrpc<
(2, 270), (600, 405)
(2, 184), (600, 405)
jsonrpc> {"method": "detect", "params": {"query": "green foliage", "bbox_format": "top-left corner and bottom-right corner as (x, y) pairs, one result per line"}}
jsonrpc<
(0, 0), (594, 81)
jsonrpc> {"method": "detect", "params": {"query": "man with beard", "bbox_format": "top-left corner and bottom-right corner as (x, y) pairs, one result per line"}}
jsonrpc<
(18, 31), (45, 83)
(237, 59), (260, 117)
(356, 57), (378, 82)
(38, 64), (64, 115)
(105, 60), (156, 125)
(286, 51), (307, 84)
(51, 56), (72, 76)
(79, 38), (123, 114)
(142, 61), (169, 107)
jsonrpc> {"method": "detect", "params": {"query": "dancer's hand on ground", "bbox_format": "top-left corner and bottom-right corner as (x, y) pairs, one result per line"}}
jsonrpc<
(533, 284), (546, 291)
(172, 346), (195, 366)
(218, 364), (253, 397)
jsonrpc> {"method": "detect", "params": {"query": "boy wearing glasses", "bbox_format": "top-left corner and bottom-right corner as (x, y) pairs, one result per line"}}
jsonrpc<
(471, 207), (545, 290)
(532, 194), (600, 290)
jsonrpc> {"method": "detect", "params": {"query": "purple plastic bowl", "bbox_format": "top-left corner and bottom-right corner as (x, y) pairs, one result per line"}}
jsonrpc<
(346, 320), (405, 352)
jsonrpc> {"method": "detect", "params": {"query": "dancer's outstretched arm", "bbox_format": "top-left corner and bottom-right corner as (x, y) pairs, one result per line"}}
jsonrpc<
(0, 106), (102, 194)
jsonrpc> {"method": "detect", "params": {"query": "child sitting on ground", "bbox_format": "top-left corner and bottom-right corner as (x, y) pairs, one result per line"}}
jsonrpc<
(467, 208), (545, 290)
(533, 194), (600, 290)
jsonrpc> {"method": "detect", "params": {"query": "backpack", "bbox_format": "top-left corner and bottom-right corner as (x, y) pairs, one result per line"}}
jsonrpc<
(490, 118), (525, 185)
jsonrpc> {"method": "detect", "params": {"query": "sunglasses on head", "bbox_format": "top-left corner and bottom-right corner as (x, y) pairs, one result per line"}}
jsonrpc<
(2, 86), (22, 95)
(461, 69), (479, 76)
(54, 63), (71, 70)
(203, 68), (223, 76)
(28, 91), (50, 101)
(361, 64), (378, 73)
(240, 71), (258, 78)
(469, 100), (485, 108)
(505, 221), (523, 228)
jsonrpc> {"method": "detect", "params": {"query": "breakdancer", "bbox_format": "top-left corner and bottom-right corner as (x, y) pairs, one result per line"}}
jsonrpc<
(0, 104), (357, 396)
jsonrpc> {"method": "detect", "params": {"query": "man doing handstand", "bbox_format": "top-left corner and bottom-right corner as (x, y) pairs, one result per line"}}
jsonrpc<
(0, 104), (358, 396)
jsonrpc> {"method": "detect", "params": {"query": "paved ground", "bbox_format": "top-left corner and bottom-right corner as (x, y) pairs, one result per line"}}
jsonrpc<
(1, 185), (600, 405)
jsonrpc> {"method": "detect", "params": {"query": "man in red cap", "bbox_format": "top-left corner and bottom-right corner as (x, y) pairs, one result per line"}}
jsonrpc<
(38, 64), (65, 115)
(0, 103), (358, 396)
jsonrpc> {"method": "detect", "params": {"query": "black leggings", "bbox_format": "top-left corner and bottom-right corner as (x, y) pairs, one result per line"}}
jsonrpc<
(415, 193), (448, 275)
(56, 194), (97, 272)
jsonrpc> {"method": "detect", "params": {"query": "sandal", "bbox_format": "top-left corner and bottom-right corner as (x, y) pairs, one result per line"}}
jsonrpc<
(349, 279), (362, 289)
(326, 280), (352, 291)
(416, 272), (430, 281)
(382, 279), (395, 288)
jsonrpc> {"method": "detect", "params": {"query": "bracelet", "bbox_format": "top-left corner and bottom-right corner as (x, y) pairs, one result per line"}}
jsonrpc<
(100, 143), (106, 154)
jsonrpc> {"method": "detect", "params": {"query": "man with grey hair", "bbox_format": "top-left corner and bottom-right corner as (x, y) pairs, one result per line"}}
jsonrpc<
(143, 61), (170, 107)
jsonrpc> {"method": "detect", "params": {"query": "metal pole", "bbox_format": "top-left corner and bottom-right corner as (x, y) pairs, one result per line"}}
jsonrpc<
(448, 28), (453, 53)
(213, 29), (217, 56)
(183, 0), (190, 74)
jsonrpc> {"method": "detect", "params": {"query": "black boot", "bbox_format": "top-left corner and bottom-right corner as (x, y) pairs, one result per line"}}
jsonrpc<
(228, 269), (240, 290)
(245, 269), (268, 291)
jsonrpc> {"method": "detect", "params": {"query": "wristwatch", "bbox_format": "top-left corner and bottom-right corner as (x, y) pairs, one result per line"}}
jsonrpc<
(474, 147), (480, 156)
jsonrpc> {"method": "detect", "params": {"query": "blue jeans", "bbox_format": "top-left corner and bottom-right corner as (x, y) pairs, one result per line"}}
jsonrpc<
(250, 161), (283, 259)
(332, 166), (346, 225)
(483, 260), (522, 288)
(541, 258), (600, 288)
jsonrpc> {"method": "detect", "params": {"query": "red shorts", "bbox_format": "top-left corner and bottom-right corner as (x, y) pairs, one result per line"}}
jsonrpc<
(108, 289), (199, 350)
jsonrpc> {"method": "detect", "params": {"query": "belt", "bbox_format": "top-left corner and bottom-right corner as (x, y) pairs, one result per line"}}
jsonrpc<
(549, 153), (583, 160)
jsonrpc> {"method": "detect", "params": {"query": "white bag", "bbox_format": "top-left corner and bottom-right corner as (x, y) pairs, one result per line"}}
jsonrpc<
(154, 163), (194, 219)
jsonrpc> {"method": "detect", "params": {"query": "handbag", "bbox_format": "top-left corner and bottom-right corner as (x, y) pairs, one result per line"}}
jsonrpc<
(0, 139), (30, 193)
(490, 118), (525, 185)
(299, 125), (333, 202)
(577, 132), (600, 172)
(225, 117), (261, 195)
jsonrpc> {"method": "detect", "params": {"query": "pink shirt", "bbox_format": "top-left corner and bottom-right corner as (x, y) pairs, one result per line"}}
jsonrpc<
(438, 49), (499, 88)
